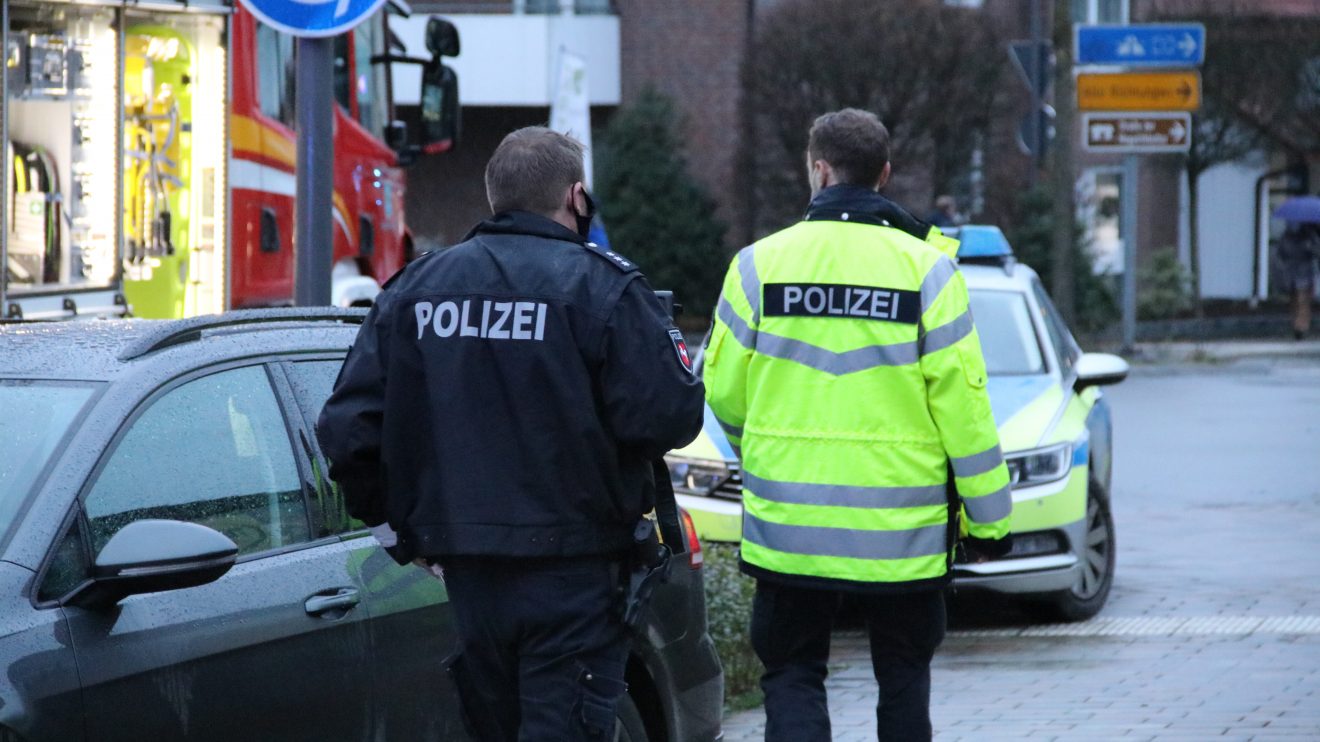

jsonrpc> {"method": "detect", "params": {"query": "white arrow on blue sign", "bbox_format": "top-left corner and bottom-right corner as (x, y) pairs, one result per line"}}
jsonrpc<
(1075, 24), (1206, 68)
(239, 0), (387, 37)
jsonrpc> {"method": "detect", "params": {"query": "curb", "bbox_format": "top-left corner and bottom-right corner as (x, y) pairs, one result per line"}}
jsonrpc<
(1123, 340), (1320, 364)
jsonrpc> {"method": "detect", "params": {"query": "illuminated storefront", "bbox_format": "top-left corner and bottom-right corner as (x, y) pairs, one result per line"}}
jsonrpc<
(3, 0), (229, 319)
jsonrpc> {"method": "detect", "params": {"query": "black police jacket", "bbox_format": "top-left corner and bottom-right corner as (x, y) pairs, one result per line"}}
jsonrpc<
(317, 211), (705, 561)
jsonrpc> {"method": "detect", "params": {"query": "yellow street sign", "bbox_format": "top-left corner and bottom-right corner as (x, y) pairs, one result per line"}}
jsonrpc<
(1077, 71), (1201, 112)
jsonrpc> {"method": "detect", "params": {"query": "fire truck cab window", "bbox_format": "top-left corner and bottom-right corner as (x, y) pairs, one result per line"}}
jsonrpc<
(353, 17), (389, 139)
(256, 22), (295, 127)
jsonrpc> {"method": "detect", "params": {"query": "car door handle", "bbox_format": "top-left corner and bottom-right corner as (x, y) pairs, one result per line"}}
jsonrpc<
(304, 587), (361, 616)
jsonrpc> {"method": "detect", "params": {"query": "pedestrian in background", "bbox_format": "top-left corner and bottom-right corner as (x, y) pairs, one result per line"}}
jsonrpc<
(703, 108), (1011, 742)
(925, 194), (960, 229)
(317, 126), (704, 740)
(1276, 222), (1319, 340)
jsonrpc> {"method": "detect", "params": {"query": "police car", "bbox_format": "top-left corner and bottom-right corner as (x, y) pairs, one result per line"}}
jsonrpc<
(667, 225), (1129, 621)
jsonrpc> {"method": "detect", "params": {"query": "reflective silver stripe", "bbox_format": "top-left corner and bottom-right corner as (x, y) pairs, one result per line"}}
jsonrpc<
(713, 413), (744, 440)
(963, 484), (1013, 524)
(744, 472), (947, 509)
(717, 297), (758, 348)
(737, 245), (761, 325)
(756, 332), (918, 375)
(919, 310), (973, 356)
(743, 515), (949, 560)
(920, 256), (959, 312)
(951, 444), (1004, 479)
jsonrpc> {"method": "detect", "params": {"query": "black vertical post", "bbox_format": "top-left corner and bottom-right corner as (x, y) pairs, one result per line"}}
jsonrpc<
(1121, 154), (1138, 353)
(1051, 0), (1077, 324)
(1, 0), (9, 312)
(294, 36), (334, 307)
(1028, 0), (1044, 187)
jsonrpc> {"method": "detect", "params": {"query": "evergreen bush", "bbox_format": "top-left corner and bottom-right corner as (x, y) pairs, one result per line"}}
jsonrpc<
(701, 541), (762, 709)
(596, 88), (730, 319)
(1137, 249), (1193, 320)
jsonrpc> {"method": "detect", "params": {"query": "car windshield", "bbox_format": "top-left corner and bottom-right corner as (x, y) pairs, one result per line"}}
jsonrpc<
(0, 381), (97, 535)
(968, 289), (1046, 375)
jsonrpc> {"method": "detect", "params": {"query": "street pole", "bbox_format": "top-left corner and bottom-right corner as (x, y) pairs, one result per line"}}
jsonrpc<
(1121, 154), (1138, 354)
(1028, 0), (1043, 187)
(1050, 0), (1076, 324)
(294, 36), (334, 307)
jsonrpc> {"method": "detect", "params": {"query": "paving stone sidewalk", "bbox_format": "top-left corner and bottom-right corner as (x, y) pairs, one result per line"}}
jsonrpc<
(719, 358), (1320, 740)
(720, 627), (1320, 741)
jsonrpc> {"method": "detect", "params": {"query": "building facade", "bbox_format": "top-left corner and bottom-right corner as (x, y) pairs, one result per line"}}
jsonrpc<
(397, 0), (1318, 305)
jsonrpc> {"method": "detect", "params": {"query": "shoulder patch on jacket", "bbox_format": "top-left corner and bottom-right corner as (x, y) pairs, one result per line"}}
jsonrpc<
(582, 242), (641, 274)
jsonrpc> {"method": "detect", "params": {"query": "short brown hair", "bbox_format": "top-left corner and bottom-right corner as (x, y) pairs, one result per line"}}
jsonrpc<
(807, 109), (890, 187)
(485, 127), (586, 215)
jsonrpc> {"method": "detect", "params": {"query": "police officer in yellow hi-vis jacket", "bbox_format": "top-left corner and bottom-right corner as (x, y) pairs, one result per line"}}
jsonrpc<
(704, 109), (1012, 741)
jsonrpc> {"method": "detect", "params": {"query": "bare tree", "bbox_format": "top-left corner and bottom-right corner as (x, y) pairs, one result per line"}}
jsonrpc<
(740, 0), (1006, 236)
(1146, 8), (1320, 315)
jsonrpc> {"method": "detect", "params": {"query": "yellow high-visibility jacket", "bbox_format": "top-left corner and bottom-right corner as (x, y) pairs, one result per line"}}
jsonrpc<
(705, 195), (1011, 590)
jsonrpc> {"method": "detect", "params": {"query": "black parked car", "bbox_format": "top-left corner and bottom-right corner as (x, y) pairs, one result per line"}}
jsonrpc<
(0, 309), (723, 742)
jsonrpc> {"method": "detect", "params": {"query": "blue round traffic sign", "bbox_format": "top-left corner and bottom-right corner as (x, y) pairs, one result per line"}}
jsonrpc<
(239, 0), (388, 38)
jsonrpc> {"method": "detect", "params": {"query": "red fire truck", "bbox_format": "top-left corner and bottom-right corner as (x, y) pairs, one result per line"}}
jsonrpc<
(2, 0), (457, 320)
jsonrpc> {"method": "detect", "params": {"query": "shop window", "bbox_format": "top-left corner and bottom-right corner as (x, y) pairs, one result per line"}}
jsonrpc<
(5, 5), (118, 291)
(4, 3), (226, 316)
(1073, 0), (1128, 23)
(120, 14), (228, 318)
(1081, 169), (1124, 276)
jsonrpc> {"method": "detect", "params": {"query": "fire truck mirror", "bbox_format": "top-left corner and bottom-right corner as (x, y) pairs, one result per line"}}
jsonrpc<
(425, 17), (460, 58)
(420, 62), (460, 154)
(384, 120), (406, 150)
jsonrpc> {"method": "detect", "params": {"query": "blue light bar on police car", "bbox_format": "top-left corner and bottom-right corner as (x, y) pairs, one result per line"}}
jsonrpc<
(950, 225), (1014, 260)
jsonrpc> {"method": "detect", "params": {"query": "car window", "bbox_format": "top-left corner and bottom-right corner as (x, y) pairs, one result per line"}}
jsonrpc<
(967, 289), (1046, 375)
(1030, 279), (1081, 376)
(283, 360), (361, 535)
(84, 366), (311, 557)
(38, 518), (89, 602)
(0, 382), (97, 539)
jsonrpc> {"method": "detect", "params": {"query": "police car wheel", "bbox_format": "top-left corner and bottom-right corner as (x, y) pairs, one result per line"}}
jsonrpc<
(1037, 486), (1115, 623)
(614, 692), (649, 742)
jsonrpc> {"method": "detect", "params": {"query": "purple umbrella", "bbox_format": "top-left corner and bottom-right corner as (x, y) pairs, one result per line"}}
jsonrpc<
(1273, 195), (1320, 223)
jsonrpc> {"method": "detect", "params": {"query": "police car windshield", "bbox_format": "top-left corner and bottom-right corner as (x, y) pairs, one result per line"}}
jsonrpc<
(0, 381), (96, 535)
(968, 290), (1046, 376)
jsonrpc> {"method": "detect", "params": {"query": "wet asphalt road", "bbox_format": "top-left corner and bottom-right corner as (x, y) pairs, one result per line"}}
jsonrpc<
(721, 356), (1320, 740)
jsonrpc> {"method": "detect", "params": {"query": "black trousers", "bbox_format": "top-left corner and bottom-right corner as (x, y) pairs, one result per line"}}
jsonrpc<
(750, 581), (947, 742)
(440, 556), (630, 742)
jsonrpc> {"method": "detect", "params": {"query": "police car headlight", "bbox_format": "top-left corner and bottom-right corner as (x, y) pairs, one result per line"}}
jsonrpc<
(667, 458), (732, 497)
(1004, 444), (1072, 488)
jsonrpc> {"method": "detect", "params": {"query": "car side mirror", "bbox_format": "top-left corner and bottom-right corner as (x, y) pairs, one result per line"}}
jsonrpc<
(1074, 352), (1129, 391)
(66, 519), (238, 610)
(420, 61), (460, 154)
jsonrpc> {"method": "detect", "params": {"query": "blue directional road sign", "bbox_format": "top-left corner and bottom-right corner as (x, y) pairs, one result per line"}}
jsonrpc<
(1076, 24), (1206, 68)
(239, 0), (387, 37)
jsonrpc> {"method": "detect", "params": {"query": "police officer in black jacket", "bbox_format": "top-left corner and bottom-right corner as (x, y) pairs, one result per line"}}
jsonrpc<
(317, 126), (705, 741)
